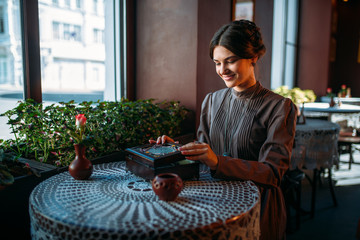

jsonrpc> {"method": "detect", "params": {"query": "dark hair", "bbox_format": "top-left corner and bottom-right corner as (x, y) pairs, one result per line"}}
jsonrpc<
(209, 20), (266, 60)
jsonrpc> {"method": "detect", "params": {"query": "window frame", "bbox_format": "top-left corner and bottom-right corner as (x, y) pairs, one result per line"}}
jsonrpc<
(20, 0), (135, 103)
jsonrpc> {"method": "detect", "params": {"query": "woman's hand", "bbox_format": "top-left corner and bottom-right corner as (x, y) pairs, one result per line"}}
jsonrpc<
(179, 142), (218, 170)
(149, 135), (179, 144)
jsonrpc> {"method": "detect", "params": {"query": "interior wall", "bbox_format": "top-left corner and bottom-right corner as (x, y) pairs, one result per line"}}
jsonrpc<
(136, 0), (198, 111)
(136, 0), (274, 133)
(297, 0), (332, 96)
(196, 0), (232, 128)
(329, 0), (360, 97)
(254, 0), (274, 89)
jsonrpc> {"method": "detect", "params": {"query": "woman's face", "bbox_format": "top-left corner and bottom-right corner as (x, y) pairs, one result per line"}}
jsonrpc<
(213, 46), (256, 92)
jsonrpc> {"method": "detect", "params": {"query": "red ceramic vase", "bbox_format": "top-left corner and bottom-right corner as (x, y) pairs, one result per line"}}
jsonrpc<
(69, 144), (93, 180)
(152, 173), (183, 201)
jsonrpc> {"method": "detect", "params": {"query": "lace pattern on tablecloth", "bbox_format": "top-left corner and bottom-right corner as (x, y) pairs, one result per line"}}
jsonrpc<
(291, 119), (340, 170)
(30, 162), (261, 240)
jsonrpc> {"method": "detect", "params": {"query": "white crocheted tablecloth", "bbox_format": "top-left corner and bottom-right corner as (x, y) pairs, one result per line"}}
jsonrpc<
(291, 119), (340, 170)
(29, 162), (261, 240)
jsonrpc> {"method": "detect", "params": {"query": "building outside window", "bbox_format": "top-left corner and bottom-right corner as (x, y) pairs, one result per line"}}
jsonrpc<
(0, 6), (4, 33)
(0, 0), (23, 140)
(72, 25), (81, 41)
(0, 0), (121, 140)
(75, 0), (81, 10)
(63, 23), (70, 40)
(52, 21), (60, 39)
(93, 0), (98, 14)
(64, 0), (71, 8)
(38, 0), (105, 96)
(0, 58), (7, 84)
(93, 28), (103, 44)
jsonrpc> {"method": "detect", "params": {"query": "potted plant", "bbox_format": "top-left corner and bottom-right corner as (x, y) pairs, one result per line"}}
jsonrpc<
(273, 86), (317, 123)
(0, 98), (189, 171)
(0, 98), (190, 239)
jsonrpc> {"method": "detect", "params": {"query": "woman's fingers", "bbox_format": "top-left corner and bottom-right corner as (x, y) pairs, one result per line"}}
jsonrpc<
(149, 135), (175, 144)
(179, 141), (204, 150)
(180, 147), (208, 156)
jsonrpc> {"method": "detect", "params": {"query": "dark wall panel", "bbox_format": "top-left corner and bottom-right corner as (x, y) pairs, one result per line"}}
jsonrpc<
(196, 0), (232, 128)
(254, 0), (274, 89)
(330, 0), (360, 97)
(136, 0), (198, 110)
(297, 0), (332, 96)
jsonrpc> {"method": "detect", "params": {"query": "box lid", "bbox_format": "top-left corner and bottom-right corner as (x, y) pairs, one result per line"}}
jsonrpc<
(125, 143), (185, 167)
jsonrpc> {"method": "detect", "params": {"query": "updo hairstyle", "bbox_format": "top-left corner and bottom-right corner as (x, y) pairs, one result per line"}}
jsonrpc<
(209, 20), (266, 61)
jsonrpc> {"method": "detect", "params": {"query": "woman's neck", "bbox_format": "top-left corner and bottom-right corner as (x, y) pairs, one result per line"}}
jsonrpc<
(233, 78), (257, 92)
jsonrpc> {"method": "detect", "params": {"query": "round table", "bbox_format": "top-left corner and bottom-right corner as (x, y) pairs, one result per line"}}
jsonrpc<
(303, 102), (360, 129)
(29, 162), (261, 240)
(320, 96), (360, 106)
(290, 119), (340, 218)
(303, 102), (360, 114)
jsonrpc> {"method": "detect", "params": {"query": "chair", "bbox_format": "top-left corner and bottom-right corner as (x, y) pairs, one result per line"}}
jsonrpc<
(337, 131), (360, 170)
(281, 168), (305, 232)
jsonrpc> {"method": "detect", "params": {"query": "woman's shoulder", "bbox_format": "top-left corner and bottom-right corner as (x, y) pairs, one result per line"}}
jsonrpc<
(203, 88), (229, 102)
(256, 86), (295, 112)
(261, 86), (294, 104)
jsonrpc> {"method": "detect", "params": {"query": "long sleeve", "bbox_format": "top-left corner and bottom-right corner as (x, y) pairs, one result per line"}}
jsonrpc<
(212, 98), (297, 188)
(197, 92), (213, 144)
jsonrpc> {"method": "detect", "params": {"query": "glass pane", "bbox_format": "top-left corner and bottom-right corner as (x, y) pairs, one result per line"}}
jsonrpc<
(0, 0), (24, 140)
(38, 0), (106, 103)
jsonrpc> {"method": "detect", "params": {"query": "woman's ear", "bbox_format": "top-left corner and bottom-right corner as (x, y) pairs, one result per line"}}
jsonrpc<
(251, 56), (258, 66)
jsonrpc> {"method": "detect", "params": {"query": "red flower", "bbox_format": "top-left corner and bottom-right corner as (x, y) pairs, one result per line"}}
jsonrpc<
(70, 114), (87, 144)
(341, 84), (346, 89)
(326, 88), (332, 93)
(75, 114), (87, 129)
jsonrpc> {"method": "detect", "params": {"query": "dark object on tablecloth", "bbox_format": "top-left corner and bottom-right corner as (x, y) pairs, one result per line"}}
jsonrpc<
(152, 173), (183, 201)
(125, 143), (199, 180)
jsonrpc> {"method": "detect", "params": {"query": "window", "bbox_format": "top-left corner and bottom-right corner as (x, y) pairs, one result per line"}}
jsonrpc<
(0, 58), (8, 84)
(38, 0), (129, 103)
(52, 21), (60, 39)
(93, 0), (98, 14)
(75, 0), (81, 9)
(63, 23), (70, 40)
(93, 28), (104, 44)
(0, 0), (131, 140)
(64, 0), (71, 8)
(72, 25), (81, 41)
(52, 22), (82, 42)
(271, 0), (300, 89)
(0, 0), (24, 140)
(0, 6), (4, 33)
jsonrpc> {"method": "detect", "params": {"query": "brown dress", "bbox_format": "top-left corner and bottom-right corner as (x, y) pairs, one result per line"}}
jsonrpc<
(197, 81), (297, 240)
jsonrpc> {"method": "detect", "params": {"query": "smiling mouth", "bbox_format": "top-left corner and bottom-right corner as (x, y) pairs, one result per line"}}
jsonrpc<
(222, 74), (235, 81)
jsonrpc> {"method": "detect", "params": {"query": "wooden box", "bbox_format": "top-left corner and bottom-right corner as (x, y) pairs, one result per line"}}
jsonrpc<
(125, 143), (199, 180)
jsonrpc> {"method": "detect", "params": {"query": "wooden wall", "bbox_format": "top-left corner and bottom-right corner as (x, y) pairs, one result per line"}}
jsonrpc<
(297, 0), (332, 97)
(136, 0), (198, 111)
(329, 0), (360, 97)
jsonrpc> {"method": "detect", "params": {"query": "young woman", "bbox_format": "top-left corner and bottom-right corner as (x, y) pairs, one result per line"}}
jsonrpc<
(151, 20), (297, 240)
